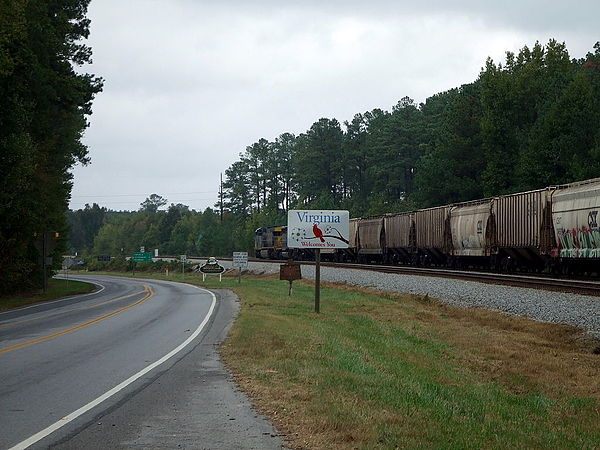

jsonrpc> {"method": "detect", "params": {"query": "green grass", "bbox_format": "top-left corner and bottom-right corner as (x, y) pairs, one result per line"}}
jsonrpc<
(218, 277), (600, 449)
(0, 278), (96, 311)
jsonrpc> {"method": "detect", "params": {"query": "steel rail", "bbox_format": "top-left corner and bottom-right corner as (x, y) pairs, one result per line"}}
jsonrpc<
(117, 255), (600, 297)
(254, 258), (600, 297)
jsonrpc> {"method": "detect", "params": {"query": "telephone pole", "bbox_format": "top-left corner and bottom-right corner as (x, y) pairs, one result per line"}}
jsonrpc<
(220, 172), (223, 223)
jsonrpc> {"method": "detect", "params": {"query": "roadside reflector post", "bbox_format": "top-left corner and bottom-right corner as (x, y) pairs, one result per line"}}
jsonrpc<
(315, 249), (321, 313)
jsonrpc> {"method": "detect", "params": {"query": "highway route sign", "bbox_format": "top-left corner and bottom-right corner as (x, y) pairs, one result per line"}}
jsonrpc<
(132, 252), (153, 262)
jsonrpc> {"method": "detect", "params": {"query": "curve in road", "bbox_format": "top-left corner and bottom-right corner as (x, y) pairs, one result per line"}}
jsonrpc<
(1, 276), (215, 449)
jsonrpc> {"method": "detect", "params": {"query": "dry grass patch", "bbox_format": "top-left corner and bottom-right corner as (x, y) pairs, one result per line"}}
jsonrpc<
(220, 277), (600, 449)
(84, 271), (599, 448)
(325, 281), (600, 398)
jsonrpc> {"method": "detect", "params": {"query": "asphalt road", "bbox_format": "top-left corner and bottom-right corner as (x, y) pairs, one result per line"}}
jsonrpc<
(0, 275), (283, 449)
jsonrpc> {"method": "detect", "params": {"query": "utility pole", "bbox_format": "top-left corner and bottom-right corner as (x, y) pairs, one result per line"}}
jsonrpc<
(220, 172), (223, 223)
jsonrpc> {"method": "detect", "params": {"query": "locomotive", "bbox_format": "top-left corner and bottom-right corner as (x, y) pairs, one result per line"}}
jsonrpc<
(255, 177), (600, 275)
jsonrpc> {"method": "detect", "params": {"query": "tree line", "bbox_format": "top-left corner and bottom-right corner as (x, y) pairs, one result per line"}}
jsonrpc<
(68, 39), (600, 263)
(222, 39), (600, 217)
(67, 198), (250, 260)
(1, 0), (102, 295)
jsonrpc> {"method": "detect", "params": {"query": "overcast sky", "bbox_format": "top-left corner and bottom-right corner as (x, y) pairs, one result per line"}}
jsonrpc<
(69, 0), (600, 212)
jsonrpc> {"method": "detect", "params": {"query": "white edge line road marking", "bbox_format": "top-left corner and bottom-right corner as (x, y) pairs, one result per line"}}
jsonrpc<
(9, 284), (217, 450)
(0, 279), (106, 317)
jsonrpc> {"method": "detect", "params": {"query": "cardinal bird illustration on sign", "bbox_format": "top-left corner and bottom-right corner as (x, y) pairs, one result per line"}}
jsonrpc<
(312, 223), (325, 242)
(287, 210), (350, 249)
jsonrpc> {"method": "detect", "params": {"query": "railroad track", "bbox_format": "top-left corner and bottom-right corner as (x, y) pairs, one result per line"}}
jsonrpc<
(253, 258), (600, 297)
(145, 256), (600, 297)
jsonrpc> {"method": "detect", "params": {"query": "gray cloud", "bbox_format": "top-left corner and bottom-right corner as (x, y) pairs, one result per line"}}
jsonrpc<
(69, 0), (599, 211)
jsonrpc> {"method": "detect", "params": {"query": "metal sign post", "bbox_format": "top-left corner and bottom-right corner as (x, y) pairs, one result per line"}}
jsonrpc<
(314, 249), (321, 313)
(62, 258), (74, 288)
(34, 232), (59, 294)
(180, 255), (187, 276)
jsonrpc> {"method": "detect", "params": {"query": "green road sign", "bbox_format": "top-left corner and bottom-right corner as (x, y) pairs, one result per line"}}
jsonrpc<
(132, 252), (153, 262)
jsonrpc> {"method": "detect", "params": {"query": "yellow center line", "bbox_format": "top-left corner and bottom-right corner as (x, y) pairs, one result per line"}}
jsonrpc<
(0, 285), (154, 356)
(0, 288), (148, 331)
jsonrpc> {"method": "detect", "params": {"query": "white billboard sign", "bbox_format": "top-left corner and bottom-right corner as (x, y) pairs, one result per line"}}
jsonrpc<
(232, 251), (249, 268)
(287, 210), (349, 249)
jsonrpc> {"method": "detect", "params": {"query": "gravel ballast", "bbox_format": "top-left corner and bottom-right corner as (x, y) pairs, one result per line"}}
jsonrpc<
(222, 261), (600, 338)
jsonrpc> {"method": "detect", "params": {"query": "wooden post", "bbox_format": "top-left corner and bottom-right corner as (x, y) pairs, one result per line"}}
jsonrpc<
(314, 249), (321, 313)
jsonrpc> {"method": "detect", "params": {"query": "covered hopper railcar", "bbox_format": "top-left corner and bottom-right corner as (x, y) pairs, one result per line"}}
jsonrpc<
(255, 177), (600, 275)
(551, 178), (600, 274)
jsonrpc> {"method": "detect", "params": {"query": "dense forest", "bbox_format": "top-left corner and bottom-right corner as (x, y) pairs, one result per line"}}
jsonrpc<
(70, 40), (600, 263)
(0, 0), (102, 294)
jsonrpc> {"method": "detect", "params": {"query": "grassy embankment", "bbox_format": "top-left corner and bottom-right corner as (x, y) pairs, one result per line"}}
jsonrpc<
(219, 274), (600, 449)
(65, 270), (600, 448)
(0, 278), (96, 312)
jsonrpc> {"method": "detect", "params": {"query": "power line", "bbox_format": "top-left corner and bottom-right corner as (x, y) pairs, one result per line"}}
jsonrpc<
(71, 190), (218, 198)
(70, 198), (218, 206)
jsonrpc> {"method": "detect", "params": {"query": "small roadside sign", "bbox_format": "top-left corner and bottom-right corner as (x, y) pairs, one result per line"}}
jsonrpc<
(232, 252), (248, 268)
(232, 252), (249, 283)
(180, 255), (187, 276)
(200, 257), (225, 282)
(280, 259), (302, 296)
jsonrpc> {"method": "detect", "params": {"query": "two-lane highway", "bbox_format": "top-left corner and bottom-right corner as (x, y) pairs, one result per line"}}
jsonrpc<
(0, 275), (218, 449)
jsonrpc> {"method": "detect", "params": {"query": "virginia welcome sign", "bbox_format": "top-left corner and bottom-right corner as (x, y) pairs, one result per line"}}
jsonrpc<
(287, 210), (350, 249)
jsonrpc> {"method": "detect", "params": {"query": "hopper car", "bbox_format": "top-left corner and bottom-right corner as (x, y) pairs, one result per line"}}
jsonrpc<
(255, 177), (600, 275)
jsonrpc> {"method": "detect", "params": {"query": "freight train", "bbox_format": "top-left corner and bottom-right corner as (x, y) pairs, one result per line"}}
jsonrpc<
(255, 177), (600, 275)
